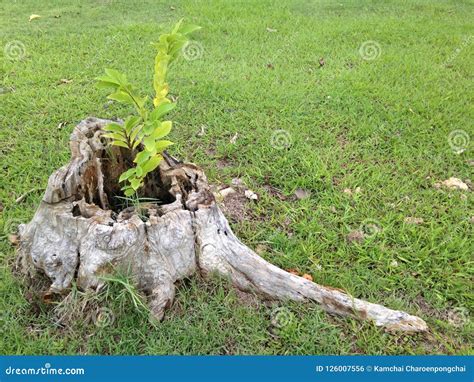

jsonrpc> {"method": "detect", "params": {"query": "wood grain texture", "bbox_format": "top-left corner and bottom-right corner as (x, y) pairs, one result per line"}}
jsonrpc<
(17, 117), (428, 332)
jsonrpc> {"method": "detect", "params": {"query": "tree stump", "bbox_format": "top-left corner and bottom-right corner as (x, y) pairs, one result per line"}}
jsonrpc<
(17, 117), (428, 332)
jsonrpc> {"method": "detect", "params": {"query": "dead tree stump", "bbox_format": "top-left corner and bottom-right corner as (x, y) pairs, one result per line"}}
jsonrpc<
(17, 117), (428, 332)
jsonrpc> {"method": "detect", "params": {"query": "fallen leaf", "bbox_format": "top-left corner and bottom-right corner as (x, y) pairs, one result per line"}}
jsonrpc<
(266, 27), (277, 33)
(286, 268), (299, 276)
(230, 133), (238, 144)
(404, 217), (424, 225)
(42, 291), (54, 304)
(197, 124), (206, 137)
(343, 188), (352, 195)
(266, 63), (274, 69)
(244, 189), (258, 200)
(29, 14), (41, 22)
(57, 121), (66, 130)
(440, 177), (469, 191)
(255, 244), (269, 254)
(302, 274), (313, 281)
(319, 57), (325, 67)
(170, 6), (176, 10)
(9, 234), (19, 246)
(390, 260), (399, 267)
(294, 188), (310, 200)
(346, 230), (365, 243)
(58, 78), (73, 84)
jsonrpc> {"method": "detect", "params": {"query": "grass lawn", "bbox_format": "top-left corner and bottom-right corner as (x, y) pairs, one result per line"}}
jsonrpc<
(0, 0), (472, 355)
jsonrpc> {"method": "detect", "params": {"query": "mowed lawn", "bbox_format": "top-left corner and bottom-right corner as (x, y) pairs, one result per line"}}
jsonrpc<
(0, 0), (472, 355)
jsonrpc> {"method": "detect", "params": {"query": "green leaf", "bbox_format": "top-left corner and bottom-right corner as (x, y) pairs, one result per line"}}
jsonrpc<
(171, 19), (184, 34)
(107, 90), (135, 105)
(135, 166), (143, 177)
(150, 103), (176, 121)
(96, 79), (119, 90)
(123, 187), (135, 197)
(143, 121), (156, 135)
(103, 123), (124, 133)
(130, 178), (142, 190)
(104, 68), (128, 86)
(133, 150), (151, 164)
(124, 116), (141, 135)
(143, 135), (156, 152)
(103, 132), (127, 143)
(141, 154), (163, 174)
(118, 168), (136, 183)
(155, 140), (174, 152)
(112, 140), (129, 148)
(152, 121), (172, 140)
(178, 23), (201, 36)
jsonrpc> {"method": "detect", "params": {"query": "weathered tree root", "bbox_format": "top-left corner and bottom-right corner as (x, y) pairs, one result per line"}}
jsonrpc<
(17, 118), (428, 333)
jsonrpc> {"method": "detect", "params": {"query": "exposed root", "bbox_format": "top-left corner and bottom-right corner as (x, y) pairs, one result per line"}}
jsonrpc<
(17, 117), (428, 333)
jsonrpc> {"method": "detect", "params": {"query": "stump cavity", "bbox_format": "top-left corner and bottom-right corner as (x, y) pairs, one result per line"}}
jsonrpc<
(17, 117), (428, 332)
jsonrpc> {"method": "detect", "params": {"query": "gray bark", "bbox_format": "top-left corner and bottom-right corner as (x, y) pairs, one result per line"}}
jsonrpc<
(17, 117), (428, 332)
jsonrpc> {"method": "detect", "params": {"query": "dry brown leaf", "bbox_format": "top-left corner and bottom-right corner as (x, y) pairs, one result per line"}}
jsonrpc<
(9, 234), (19, 246)
(347, 230), (365, 243)
(404, 217), (424, 225)
(294, 188), (310, 200)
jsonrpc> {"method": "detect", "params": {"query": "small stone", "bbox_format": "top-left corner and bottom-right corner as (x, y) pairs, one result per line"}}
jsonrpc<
(231, 178), (244, 187)
(404, 217), (424, 225)
(244, 190), (258, 200)
(213, 187), (236, 202)
(354, 187), (362, 194)
(441, 177), (469, 191)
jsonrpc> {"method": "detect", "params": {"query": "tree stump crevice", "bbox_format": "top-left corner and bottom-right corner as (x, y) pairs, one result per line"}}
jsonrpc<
(17, 118), (428, 332)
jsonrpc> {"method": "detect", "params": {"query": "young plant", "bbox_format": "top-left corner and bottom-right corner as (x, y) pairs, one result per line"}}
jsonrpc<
(96, 20), (201, 197)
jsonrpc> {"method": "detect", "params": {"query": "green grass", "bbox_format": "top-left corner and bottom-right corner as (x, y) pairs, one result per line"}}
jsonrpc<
(0, 0), (473, 355)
